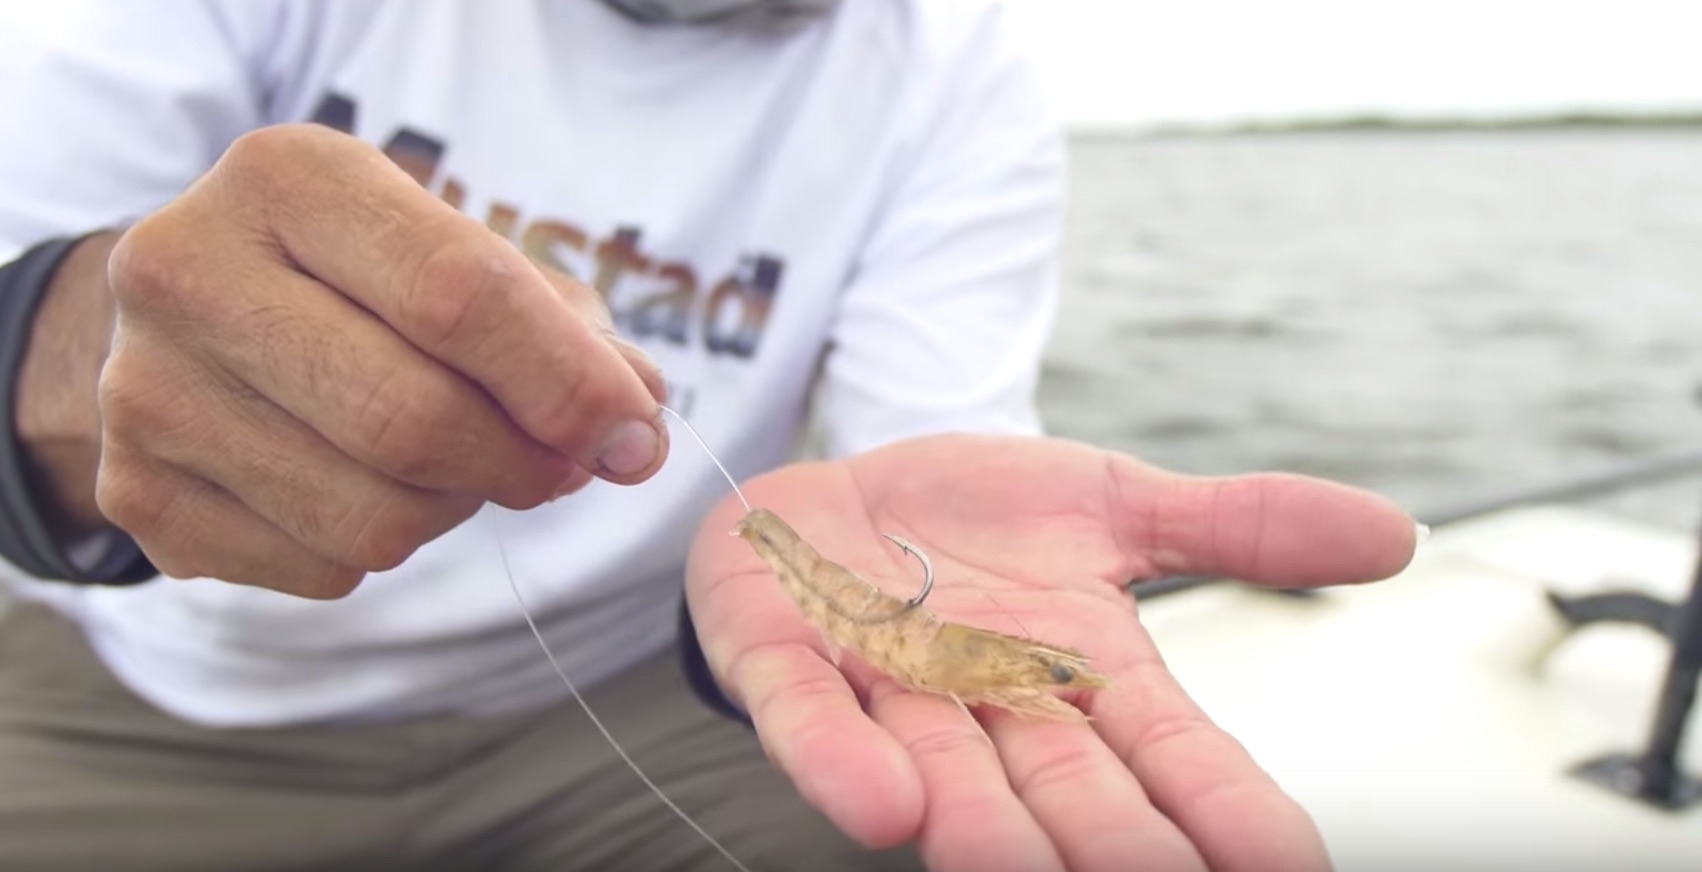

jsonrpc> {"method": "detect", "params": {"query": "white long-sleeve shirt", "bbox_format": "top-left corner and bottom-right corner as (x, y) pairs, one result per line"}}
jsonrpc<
(0, 0), (1063, 727)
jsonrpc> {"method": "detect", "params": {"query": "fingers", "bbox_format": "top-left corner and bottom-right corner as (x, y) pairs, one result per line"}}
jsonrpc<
(980, 712), (1207, 872)
(725, 643), (923, 849)
(97, 330), (481, 593)
(1089, 656), (1332, 872)
(213, 125), (665, 483)
(1109, 454), (1420, 587)
(96, 446), (361, 599)
(190, 256), (575, 510)
(865, 687), (1064, 872)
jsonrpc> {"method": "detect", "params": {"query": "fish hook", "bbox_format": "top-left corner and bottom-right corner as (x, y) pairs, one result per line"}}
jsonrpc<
(882, 534), (934, 610)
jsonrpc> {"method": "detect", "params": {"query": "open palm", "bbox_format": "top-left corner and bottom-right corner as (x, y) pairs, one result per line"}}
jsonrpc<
(686, 434), (1417, 872)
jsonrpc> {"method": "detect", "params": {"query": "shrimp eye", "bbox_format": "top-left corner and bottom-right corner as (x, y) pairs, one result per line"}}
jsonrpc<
(1049, 663), (1076, 684)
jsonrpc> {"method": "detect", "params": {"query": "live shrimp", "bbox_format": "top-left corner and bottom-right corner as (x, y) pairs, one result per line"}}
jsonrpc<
(733, 507), (1111, 721)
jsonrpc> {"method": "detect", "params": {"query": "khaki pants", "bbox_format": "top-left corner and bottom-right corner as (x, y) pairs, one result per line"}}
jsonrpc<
(0, 600), (922, 872)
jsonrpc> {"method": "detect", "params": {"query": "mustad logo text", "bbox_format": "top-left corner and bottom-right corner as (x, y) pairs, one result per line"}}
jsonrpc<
(311, 92), (782, 360)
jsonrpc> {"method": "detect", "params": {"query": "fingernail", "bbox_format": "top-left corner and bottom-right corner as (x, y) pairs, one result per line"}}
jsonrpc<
(1414, 522), (1432, 544)
(596, 419), (660, 477)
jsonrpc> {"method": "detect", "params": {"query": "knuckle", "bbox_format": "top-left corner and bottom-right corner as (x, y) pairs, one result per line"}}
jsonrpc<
(218, 124), (367, 219)
(344, 518), (419, 574)
(1010, 744), (1101, 798)
(901, 724), (988, 761)
(96, 351), (163, 435)
(298, 563), (365, 601)
(94, 463), (210, 583)
(396, 236), (501, 353)
(92, 459), (161, 539)
(146, 549), (203, 582)
(219, 124), (323, 186)
(222, 126), (291, 174)
(337, 493), (463, 574)
(106, 218), (195, 315)
(1128, 710), (1215, 759)
(97, 347), (206, 453)
(353, 369), (469, 486)
(530, 357), (619, 450)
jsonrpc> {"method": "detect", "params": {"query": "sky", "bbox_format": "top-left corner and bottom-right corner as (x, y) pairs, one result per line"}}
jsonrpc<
(1002, 0), (1700, 129)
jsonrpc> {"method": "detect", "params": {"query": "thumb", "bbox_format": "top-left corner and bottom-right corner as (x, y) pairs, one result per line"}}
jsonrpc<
(1114, 459), (1421, 587)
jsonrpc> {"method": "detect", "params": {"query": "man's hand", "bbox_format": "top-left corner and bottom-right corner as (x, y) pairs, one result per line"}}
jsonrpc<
(687, 434), (1418, 872)
(53, 123), (666, 597)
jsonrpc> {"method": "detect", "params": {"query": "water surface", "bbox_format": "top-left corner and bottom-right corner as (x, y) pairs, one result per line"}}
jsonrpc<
(1042, 130), (1702, 529)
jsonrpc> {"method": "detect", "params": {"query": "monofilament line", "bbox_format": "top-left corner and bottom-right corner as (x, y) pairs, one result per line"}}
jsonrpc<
(492, 402), (757, 872)
(660, 405), (752, 513)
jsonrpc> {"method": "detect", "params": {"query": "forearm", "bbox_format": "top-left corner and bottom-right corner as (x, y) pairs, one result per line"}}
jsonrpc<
(12, 231), (119, 539)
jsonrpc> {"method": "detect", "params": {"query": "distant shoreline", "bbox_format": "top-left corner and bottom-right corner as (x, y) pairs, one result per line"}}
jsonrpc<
(1078, 111), (1702, 139)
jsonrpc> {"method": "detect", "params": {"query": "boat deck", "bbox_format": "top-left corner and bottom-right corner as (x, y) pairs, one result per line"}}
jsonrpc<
(1140, 505), (1702, 870)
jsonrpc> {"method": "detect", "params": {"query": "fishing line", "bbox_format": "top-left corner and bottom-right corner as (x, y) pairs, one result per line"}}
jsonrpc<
(493, 405), (754, 872)
(661, 405), (752, 512)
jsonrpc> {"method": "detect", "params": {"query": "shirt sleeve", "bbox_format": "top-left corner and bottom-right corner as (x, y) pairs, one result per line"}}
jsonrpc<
(813, 5), (1065, 459)
(0, 0), (339, 262)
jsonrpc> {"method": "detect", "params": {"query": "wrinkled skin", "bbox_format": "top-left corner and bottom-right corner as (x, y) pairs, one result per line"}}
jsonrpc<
(688, 433), (1418, 872)
(86, 124), (666, 598)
